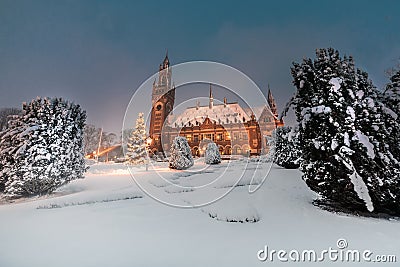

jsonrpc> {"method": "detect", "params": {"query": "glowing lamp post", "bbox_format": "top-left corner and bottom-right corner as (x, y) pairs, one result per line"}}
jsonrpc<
(145, 137), (152, 171)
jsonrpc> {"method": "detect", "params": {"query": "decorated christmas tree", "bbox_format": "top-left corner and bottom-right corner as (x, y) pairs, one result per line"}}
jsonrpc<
(126, 113), (147, 165)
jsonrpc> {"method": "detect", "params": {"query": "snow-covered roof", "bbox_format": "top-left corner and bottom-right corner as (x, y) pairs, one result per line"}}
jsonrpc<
(167, 102), (276, 128)
(168, 103), (253, 127)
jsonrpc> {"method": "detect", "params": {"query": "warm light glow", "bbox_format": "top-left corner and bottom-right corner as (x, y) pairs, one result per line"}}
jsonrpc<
(146, 137), (152, 145)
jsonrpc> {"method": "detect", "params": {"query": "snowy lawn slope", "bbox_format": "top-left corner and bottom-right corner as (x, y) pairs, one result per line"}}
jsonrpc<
(0, 160), (399, 266)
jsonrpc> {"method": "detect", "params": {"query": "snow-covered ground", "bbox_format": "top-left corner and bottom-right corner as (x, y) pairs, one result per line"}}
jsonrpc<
(0, 160), (399, 266)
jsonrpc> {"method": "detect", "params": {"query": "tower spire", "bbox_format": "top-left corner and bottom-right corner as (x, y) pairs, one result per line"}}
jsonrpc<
(209, 84), (214, 109)
(160, 50), (170, 71)
(267, 84), (277, 117)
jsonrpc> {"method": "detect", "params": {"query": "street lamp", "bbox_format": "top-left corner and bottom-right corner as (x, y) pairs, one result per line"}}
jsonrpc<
(146, 137), (152, 147)
(145, 137), (152, 171)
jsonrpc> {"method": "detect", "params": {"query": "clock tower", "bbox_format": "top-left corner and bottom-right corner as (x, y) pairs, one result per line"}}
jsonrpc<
(149, 52), (175, 154)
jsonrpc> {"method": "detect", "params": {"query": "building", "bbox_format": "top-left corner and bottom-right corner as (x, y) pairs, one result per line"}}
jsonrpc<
(148, 52), (175, 153)
(148, 53), (283, 156)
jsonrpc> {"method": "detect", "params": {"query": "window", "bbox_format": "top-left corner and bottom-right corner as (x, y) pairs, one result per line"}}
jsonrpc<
(217, 133), (223, 141)
(186, 135), (192, 142)
(194, 135), (199, 142)
(226, 133), (231, 141)
(253, 140), (258, 147)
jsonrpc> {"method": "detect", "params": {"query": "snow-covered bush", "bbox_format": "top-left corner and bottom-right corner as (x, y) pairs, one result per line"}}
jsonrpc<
(169, 136), (193, 170)
(205, 142), (221, 164)
(0, 97), (86, 198)
(274, 126), (302, 169)
(287, 48), (400, 215)
(126, 113), (147, 165)
(264, 134), (276, 162)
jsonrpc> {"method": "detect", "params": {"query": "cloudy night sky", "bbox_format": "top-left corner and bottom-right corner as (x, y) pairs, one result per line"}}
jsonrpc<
(1, 0), (399, 133)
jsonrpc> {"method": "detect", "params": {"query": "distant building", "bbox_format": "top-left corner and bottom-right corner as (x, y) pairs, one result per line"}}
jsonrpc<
(148, 53), (283, 156)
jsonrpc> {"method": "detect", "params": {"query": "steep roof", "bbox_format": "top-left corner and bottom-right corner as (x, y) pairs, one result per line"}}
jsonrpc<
(168, 102), (252, 127)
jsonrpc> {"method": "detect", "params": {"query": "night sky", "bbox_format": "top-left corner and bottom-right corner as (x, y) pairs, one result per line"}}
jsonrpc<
(1, 0), (399, 133)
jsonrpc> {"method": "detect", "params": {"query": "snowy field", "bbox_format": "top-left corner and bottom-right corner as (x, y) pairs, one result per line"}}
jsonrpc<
(0, 160), (399, 266)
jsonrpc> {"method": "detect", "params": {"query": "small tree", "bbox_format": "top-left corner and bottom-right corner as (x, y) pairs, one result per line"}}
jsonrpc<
(264, 133), (276, 162)
(275, 126), (302, 169)
(126, 113), (147, 165)
(169, 136), (194, 170)
(205, 142), (221, 164)
(83, 124), (101, 155)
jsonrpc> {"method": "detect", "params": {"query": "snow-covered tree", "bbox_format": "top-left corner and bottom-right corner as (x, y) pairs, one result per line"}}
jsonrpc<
(274, 126), (302, 169)
(0, 114), (26, 193)
(83, 124), (101, 155)
(264, 133), (276, 162)
(169, 136), (194, 170)
(126, 113), (147, 165)
(101, 132), (118, 149)
(205, 142), (221, 164)
(0, 97), (86, 198)
(0, 108), (21, 131)
(287, 48), (400, 215)
(381, 68), (400, 161)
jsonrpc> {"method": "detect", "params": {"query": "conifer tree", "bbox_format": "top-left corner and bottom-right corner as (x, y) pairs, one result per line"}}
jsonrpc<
(126, 113), (147, 165)
(381, 68), (400, 161)
(169, 136), (193, 170)
(264, 132), (276, 162)
(205, 142), (221, 165)
(0, 97), (86, 198)
(287, 48), (400, 214)
(274, 126), (302, 169)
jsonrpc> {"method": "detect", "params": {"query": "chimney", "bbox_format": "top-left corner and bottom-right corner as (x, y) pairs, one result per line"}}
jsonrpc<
(223, 97), (227, 107)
